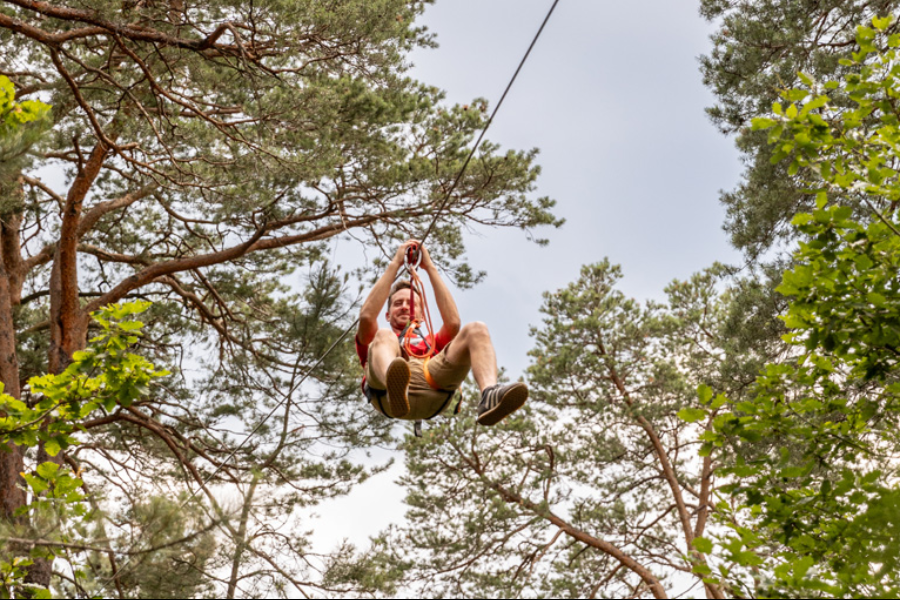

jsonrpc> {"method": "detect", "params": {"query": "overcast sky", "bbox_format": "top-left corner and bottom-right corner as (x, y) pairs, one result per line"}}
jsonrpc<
(309, 0), (743, 563)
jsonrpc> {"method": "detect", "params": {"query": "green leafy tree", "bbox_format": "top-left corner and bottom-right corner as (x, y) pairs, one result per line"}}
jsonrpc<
(0, 0), (560, 594)
(70, 495), (216, 599)
(0, 301), (171, 599)
(695, 17), (900, 598)
(700, 0), (900, 260)
(333, 261), (779, 599)
(0, 74), (50, 188)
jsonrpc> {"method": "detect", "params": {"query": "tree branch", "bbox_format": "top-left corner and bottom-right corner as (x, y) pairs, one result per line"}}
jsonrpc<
(83, 212), (389, 313)
(3, 0), (253, 57)
(78, 185), (156, 238)
(49, 140), (109, 372)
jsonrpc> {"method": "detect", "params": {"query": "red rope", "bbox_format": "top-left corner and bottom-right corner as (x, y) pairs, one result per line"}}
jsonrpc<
(402, 244), (437, 359)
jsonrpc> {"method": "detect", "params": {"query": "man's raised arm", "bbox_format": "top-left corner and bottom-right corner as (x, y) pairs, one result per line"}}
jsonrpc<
(420, 245), (461, 341)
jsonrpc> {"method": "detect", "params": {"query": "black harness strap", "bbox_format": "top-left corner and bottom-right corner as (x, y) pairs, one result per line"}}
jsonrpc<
(363, 382), (393, 419)
(414, 389), (461, 437)
(427, 389), (457, 420)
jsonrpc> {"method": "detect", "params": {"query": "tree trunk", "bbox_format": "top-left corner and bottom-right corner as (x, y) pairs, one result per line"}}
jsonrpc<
(0, 251), (24, 522)
(0, 167), (25, 523)
(48, 141), (107, 374)
(30, 142), (108, 587)
(226, 480), (257, 599)
(0, 200), (26, 574)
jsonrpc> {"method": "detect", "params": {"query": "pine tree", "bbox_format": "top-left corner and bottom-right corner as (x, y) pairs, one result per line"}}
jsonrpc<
(0, 1), (560, 594)
(338, 261), (772, 599)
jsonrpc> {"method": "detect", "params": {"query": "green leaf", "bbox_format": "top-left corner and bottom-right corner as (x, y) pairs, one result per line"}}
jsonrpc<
(678, 408), (707, 423)
(43, 438), (61, 457)
(752, 117), (778, 130)
(0, 76), (14, 105)
(779, 466), (807, 478)
(794, 555), (815, 579)
(782, 314), (809, 329)
(868, 292), (886, 306)
(35, 462), (59, 479)
(873, 15), (892, 31)
(800, 95), (828, 115)
(22, 473), (48, 494)
(693, 537), (713, 554)
(792, 213), (814, 226)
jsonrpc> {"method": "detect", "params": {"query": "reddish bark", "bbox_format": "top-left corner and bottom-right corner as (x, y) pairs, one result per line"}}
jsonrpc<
(0, 216), (24, 522)
(82, 212), (389, 313)
(595, 341), (726, 600)
(48, 141), (108, 374)
(1, 212), (24, 306)
(27, 141), (108, 587)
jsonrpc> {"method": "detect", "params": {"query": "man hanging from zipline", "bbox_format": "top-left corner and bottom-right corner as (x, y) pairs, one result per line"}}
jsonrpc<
(355, 239), (528, 426)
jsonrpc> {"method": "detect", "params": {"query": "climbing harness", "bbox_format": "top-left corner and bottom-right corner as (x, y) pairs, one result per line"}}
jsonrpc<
(360, 247), (461, 436)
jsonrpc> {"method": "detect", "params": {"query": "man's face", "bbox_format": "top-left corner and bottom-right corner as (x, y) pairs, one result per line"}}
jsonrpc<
(386, 288), (422, 331)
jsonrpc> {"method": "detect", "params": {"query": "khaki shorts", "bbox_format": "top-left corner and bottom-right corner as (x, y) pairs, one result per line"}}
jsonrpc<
(365, 343), (470, 420)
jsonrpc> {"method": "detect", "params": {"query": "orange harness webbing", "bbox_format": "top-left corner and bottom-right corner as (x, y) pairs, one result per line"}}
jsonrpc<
(422, 357), (439, 391)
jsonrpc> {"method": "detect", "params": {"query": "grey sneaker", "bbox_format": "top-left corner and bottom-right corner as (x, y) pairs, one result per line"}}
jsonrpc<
(477, 382), (528, 426)
(385, 357), (411, 418)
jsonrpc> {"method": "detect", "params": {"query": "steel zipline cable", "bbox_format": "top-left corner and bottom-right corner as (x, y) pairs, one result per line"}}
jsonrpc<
(419, 0), (561, 247)
(93, 1), (561, 592)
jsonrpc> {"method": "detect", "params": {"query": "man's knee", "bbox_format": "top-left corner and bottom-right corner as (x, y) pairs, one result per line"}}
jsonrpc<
(371, 328), (399, 346)
(461, 321), (491, 342)
(369, 329), (401, 361)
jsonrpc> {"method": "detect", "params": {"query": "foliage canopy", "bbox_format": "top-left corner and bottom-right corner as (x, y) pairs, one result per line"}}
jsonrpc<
(0, 0), (560, 595)
(694, 17), (900, 598)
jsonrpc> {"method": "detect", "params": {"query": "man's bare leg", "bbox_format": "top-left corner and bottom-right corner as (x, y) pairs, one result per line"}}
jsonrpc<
(443, 322), (527, 425)
(369, 329), (401, 385)
(368, 329), (410, 417)
(443, 322), (498, 391)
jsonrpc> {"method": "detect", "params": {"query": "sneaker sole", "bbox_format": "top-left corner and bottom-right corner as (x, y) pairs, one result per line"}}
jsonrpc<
(385, 357), (410, 418)
(477, 383), (528, 426)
